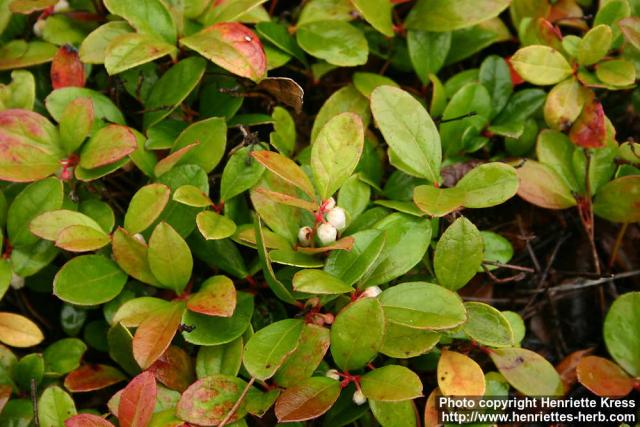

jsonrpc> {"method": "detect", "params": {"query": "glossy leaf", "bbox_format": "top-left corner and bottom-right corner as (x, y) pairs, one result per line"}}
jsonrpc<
(105, 33), (176, 75)
(405, 0), (511, 31)
(360, 365), (423, 401)
(510, 45), (573, 85)
(64, 364), (126, 393)
(297, 21), (368, 67)
(148, 346), (195, 392)
(463, 302), (514, 347)
(79, 125), (137, 169)
(148, 222), (193, 293)
(273, 324), (330, 388)
(0, 312), (44, 347)
(132, 301), (185, 370)
(413, 185), (465, 217)
(111, 228), (160, 286)
(434, 217), (483, 291)
(379, 282), (466, 330)
(489, 347), (563, 396)
(577, 24), (612, 66)
(38, 386), (76, 427)
(603, 292), (640, 377)
(58, 97), (94, 154)
(577, 355), (634, 397)
(220, 146), (265, 201)
(103, 0), (176, 44)
(292, 269), (353, 294)
(371, 86), (441, 182)
(330, 297), (384, 371)
(118, 371), (157, 427)
(124, 184), (171, 234)
(176, 375), (248, 426)
(51, 45), (85, 89)
(170, 117), (227, 174)
(79, 22), (133, 64)
(381, 321), (440, 358)
(54, 255), (127, 306)
(455, 162), (519, 208)
(275, 376), (341, 422)
(352, 0), (393, 36)
(187, 275), (236, 317)
(324, 229), (386, 286)
(251, 150), (315, 198)
(181, 22), (266, 82)
(196, 211), (237, 240)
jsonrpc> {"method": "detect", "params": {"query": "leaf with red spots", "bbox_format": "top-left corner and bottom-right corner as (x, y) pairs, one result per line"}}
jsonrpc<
(187, 275), (236, 317)
(64, 364), (127, 393)
(132, 301), (185, 369)
(51, 45), (85, 90)
(65, 413), (115, 427)
(79, 124), (137, 169)
(117, 371), (157, 427)
(180, 22), (267, 82)
(0, 109), (65, 182)
(148, 346), (195, 392)
(569, 98), (606, 148)
(275, 376), (341, 422)
(577, 355), (634, 397)
(176, 374), (249, 425)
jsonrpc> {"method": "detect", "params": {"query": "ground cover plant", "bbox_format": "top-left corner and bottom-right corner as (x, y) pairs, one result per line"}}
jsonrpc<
(0, 0), (639, 425)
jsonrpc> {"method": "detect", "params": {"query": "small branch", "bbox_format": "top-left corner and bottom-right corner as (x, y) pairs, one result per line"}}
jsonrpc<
(482, 260), (535, 273)
(31, 378), (39, 427)
(219, 377), (256, 427)
(608, 222), (629, 269)
(482, 264), (527, 283)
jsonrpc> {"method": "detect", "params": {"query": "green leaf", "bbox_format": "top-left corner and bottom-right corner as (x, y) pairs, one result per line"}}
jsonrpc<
(577, 24), (612, 66)
(170, 117), (227, 173)
(43, 338), (87, 376)
(510, 45), (573, 85)
(455, 162), (519, 208)
(180, 22), (267, 82)
(371, 86), (441, 182)
(275, 377), (340, 423)
(330, 297), (384, 371)
(148, 222), (193, 293)
(489, 347), (563, 396)
(405, 0), (511, 31)
(0, 109), (63, 182)
(407, 31), (451, 85)
(445, 18), (511, 65)
(7, 177), (63, 248)
(434, 217), (483, 290)
(370, 400), (417, 427)
(273, 324), (330, 388)
(30, 210), (104, 241)
(596, 59), (637, 87)
(479, 55), (513, 117)
(463, 302), (514, 347)
(103, 0), (176, 44)
(220, 146), (265, 201)
(53, 255), (128, 306)
(255, 217), (297, 304)
(78, 124), (136, 169)
(360, 365), (423, 401)
(292, 270), (353, 294)
(352, 72), (399, 98)
(182, 292), (254, 345)
(196, 211), (237, 240)
(199, 0), (267, 24)
(14, 353), (44, 391)
(187, 275), (236, 317)
(351, 0), (393, 36)
(196, 337), (243, 378)
(58, 97), (94, 154)
(363, 214), (432, 286)
(0, 40), (58, 71)
(113, 297), (170, 327)
(79, 21), (133, 64)
(311, 84), (370, 142)
(413, 185), (465, 217)
(516, 160), (577, 209)
(256, 22), (306, 64)
(543, 77), (587, 130)
(604, 292), (640, 376)
(37, 386), (76, 427)
(104, 33), (176, 75)
(177, 375), (249, 426)
(173, 185), (212, 207)
(251, 150), (315, 198)
(440, 82), (491, 154)
(380, 321), (439, 358)
(111, 228), (159, 286)
(594, 176), (640, 223)
(379, 282), (466, 330)
(143, 57), (207, 129)
(480, 231), (513, 271)
(311, 112), (364, 199)
(0, 70), (35, 110)
(296, 21), (368, 67)
(45, 87), (125, 124)
(243, 319), (304, 380)
(124, 183), (171, 234)
(55, 225), (110, 252)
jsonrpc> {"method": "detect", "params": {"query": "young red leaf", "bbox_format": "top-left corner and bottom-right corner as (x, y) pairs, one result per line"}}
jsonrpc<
(117, 371), (157, 427)
(275, 377), (341, 422)
(569, 98), (606, 148)
(51, 45), (85, 90)
(148, 346), (195, 392)
(576, 355), (634, 397)
(65, 414), (115, 427)
(187, 275), (236, 317)
(132, 302), (185, 369)
(64, 364), (127, 393)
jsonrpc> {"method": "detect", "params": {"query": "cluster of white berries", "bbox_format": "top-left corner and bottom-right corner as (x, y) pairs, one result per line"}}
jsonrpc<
(325, 369), (367, 405)
(33, 0), (70, 37)
(297, 197), (347, 247)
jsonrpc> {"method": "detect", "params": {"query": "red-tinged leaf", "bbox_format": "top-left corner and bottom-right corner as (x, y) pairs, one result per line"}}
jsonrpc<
(569, 99), (606, 148)
(64, 364), (127, 393)
(0, 384), (11, 414)
(187, 275), (236, 317)
(254, 187), (319, 212)
(118, 371), (157, 427)
(424, 387), (442, 427)
(180, 22), (267, 82)
(79, 124), (137, 169)
(154, 142), (200, 177)
(577, 355), (634, 397)
(176, 375), (249, 426)
(132, 301), (185, 369)
(51, 45), (85, 90)
(275, 377), (341, 422)
(297, 236), (355, 253)
(9, 0), (56, 14)
(251, 151), (316, 198)
(65, 414), (115, 427)
(555, 348), (594, 393)
(148, 346), (195, 392)
(0, 109), (65, 182)
(506, 56), (525, 86)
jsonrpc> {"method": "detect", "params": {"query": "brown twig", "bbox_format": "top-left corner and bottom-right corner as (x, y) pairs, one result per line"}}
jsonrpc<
(219, 377), (256, 427)
(31, 378), (39, 427)
(608, 222), (629, 269)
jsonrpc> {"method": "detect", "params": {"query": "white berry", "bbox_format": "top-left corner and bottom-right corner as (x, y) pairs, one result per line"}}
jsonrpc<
(33, 19), (46, 37)
(54, 0), (70, 13)
(297, 226), (313, 247)
(361, 286), (382, 299)
(323, 197), (336, 210)
(317, 223), (337, 245)
(133, 233), (146, 244)
(352, 389), (367, 405)
(326, 207), (347, 231)
(325, 369), (340, 381)
(10, 273), (25, 290)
